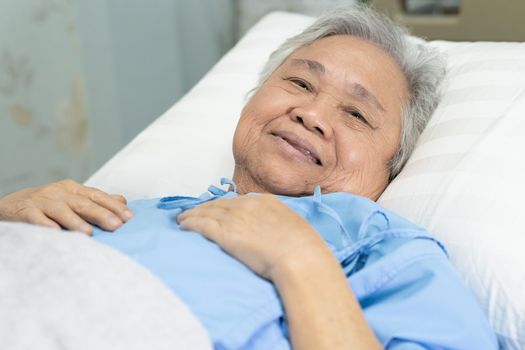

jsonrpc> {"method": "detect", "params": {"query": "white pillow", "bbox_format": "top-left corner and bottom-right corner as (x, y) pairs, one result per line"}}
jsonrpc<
(378, 40), (525, 349)
(86, 12), (525, 349)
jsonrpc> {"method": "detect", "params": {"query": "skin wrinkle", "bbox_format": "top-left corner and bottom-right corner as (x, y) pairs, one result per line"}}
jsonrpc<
(290, 58), (326, 75)
(348, 82), (385, 112)
(244, 96), (323, 195)
(233, 121), (276, 194)
(292, 57), (386, 114)
(233, 36), (408, 200)
(232, 35), (408, 200)
(289, 58), (385, 130)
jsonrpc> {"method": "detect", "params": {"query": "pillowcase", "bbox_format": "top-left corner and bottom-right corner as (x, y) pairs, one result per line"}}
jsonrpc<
(86, 11), (525, 349)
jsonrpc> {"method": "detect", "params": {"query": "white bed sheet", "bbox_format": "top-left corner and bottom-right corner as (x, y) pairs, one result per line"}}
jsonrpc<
(0, 222), (212, 350)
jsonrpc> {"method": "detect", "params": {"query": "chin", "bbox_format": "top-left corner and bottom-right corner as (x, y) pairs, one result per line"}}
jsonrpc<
(234, 147), (324, 196)
(252, 165), (318, 196)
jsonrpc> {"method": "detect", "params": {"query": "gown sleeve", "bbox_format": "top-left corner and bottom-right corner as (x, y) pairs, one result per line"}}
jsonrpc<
(349, 239), (499, 349)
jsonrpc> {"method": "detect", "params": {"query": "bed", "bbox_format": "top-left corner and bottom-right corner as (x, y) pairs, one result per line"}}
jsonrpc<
(1, 11), (524, 349)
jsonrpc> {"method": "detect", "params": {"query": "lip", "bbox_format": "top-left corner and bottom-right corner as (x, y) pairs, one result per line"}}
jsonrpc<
(270, 130), (322, 166)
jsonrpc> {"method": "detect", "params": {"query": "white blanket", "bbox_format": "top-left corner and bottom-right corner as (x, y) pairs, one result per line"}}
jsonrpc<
(0, 222), (212, 350)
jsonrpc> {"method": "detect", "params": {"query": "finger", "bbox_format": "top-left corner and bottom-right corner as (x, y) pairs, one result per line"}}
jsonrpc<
(68, 196), (124, 232)
(24, 208), (62, 230)
(42, 204), (93, 235)
(198, 197), (236, 210)
(178, 215), (223, 242)
(111, 194), (127, 205)
(177, 204), (229, 224)
(78, 187), (133, 222)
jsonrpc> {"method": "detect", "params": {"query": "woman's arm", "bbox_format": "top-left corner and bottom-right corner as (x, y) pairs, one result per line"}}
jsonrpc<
(0, 179), (132, 234)
(272, 245), (381, 350)
(177, 194), (382, 349)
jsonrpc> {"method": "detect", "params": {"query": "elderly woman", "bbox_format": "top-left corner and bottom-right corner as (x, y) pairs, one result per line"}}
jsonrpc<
(0, 5), (497, 350)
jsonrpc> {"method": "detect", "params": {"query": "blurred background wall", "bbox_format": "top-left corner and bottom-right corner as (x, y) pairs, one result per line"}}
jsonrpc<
(0, 0), (90, 196)
(2, 0), (522, 197)
(0, 0), (237, 196)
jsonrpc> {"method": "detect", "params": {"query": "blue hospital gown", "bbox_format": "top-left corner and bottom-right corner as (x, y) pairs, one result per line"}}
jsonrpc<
(93, 180), (498, 349)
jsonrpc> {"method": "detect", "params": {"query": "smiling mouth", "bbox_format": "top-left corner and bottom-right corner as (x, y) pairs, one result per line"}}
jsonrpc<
(271, 132), (323, 166)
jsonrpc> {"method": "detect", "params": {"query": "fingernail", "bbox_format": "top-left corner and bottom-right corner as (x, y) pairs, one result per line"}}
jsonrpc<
(80, 224), (92, 234)
(108, 216), (122, 228)
(123, 210), (133, 220)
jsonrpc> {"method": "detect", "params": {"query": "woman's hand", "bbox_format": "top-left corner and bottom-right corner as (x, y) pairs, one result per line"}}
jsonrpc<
(177, 194), (382, 349)
(0, 179), (133, 234)
(176, 194), (331, 280)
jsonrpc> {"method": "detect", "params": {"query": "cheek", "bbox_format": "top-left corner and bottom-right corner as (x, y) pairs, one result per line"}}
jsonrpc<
(336, 141), (367, 168)
(233, 89), (289, 158)
(375, 128), (401, 165)
(232, 115), (254, 161)
(232, 104), (266, 162)
(335, 137), (387, 175)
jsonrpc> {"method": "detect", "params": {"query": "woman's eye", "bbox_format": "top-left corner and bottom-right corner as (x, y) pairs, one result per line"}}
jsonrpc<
(345, 109), (369, 124)
(350, 111), (363, 120)
(288, 78), (311, 92)
(294, 80), (308, 89)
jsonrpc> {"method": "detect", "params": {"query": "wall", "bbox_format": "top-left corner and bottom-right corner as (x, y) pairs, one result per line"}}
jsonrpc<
(0, 0), (91, 196)
(0, 0), (237, 196)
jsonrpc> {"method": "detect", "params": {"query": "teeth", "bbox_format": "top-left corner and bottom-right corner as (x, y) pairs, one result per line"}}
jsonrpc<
(304, 150), (311, 156)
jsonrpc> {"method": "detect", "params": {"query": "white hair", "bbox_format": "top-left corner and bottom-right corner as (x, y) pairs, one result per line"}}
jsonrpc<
(257, 3), (446, 180)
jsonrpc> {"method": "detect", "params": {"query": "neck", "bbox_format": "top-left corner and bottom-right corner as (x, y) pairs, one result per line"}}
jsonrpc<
(232, 164), (270, 195)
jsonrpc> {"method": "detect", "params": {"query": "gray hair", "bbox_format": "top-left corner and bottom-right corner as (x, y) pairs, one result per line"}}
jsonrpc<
(257, 3), (445, 180)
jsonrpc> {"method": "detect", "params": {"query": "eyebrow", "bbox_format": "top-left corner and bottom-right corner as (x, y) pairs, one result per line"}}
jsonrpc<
(348, 83), (385, 112)
(288, 58), (386, 112)
(290, 58), (325, 74)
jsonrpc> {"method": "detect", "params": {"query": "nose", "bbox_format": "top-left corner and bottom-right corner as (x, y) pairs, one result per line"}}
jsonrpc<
(290, 97), (333, 139)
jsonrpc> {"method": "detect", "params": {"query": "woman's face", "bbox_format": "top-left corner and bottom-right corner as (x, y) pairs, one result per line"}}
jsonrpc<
(232, 35), (408, 199)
